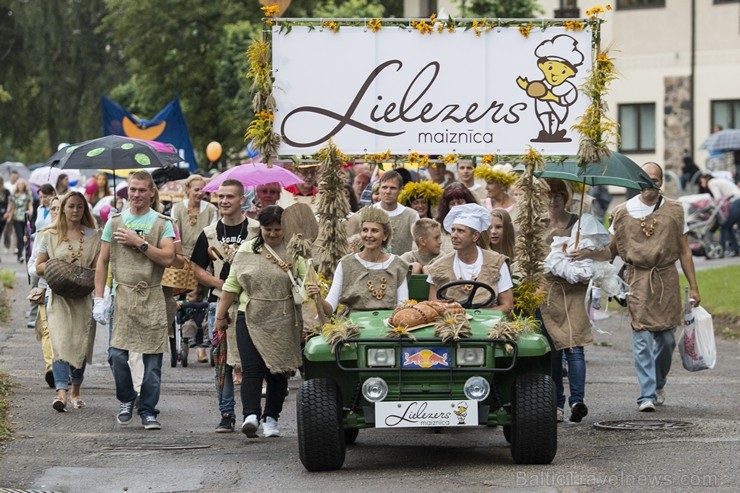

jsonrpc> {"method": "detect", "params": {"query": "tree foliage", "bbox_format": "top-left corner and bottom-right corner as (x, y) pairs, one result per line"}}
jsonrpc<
(459, 0), (544, 18)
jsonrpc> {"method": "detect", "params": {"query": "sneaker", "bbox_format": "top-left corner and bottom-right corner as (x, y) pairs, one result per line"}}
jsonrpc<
(45, 370), (55, 389)
(142, 415), (162, 430)
(116, 400), (135, 425)
(556, 407), (565, 422)
(263, 416), (280, 438)
(569, 402), (589, 423)
(638, 400), (656, 412)
(216, 414), (235, 433)
(241, 414), (259, 438)
(656, 388), (665, 406)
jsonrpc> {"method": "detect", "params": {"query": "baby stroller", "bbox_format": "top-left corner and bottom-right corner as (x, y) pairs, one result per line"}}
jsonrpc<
(679, 193), (724, 259)
(171, 300), (210, 367)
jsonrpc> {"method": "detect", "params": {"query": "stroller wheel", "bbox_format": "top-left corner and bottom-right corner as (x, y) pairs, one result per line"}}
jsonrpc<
(180, 350), (188, 367)
(705, 241), (724, 260)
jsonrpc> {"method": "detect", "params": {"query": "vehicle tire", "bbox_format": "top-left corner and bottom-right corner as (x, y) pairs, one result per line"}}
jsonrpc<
(502, 425), (511, 444)
(344, 428), (359, 445)
(297, 378), (346, 471)
(510, 373), (557, 464)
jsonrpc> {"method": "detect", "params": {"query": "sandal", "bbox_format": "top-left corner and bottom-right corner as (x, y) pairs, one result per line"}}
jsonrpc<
(52, 397), (67, 413)
(72, 399), (86, 409)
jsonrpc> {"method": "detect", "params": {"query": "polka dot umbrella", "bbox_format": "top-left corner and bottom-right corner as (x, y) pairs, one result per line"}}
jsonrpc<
(44, 135), (181, 171)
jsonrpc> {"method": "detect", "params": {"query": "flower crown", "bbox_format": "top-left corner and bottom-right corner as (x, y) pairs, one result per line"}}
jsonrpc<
(398, 181), (444, 206)
(474, 165), (518, 187)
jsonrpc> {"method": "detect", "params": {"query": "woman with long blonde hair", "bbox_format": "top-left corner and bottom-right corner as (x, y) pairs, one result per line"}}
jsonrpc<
(36, 191), (101, 412)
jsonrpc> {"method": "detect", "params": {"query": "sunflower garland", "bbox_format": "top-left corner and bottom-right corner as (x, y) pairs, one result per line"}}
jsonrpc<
(368, 18), (382, 32)
(474, 165), (518, 187)
(398, 181), (444, 207)
(245, 37), (279, 164)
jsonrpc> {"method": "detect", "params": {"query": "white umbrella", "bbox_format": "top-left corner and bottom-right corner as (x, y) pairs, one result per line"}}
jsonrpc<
(0, 162), (30, 181)
(28, 167), (81, 187)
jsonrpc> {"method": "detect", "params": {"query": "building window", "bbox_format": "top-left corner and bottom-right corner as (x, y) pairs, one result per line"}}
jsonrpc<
(616, 0), (665, 8)
(711, 100), (740, 131)
(713, 0), (738, 4)
(618, 103), (656, 153)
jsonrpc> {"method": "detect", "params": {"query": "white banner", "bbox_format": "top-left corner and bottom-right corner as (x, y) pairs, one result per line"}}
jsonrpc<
(272, 25), (593, 156)
(375, 400), (479, 428)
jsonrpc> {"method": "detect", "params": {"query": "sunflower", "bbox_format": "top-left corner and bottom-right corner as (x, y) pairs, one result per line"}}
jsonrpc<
(474, 165), (518, 187)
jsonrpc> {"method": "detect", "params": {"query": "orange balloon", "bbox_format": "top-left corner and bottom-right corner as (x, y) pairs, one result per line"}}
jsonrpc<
(206, 141), (222, 162)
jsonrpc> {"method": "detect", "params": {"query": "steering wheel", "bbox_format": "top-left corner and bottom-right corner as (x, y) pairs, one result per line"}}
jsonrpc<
(436, 280), (495, 310)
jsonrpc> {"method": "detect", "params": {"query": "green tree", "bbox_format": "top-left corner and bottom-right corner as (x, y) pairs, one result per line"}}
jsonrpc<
(0, 0), (125, 163)
(459, 0), (544, 18)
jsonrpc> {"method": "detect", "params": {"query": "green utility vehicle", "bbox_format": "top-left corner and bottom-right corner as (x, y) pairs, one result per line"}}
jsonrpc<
(297, 277), (557, 471)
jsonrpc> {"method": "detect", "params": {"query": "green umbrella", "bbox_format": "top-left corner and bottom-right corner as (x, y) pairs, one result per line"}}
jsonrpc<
(536, 152), (657, 191)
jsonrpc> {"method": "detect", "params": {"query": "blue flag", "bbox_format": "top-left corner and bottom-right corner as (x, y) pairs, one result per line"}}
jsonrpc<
(101, 95), (198, 171)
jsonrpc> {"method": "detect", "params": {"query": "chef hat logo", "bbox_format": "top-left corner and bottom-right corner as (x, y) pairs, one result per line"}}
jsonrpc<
(534, 34), (584, 70)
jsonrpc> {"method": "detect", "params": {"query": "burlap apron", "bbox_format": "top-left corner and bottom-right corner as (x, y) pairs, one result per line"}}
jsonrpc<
(44, 228), (101, 368)
(232, 244), (302, 373)
(172, 200), (217, 257)
(540, 218), (592, 350)
(427, 250), (505, 307)
(612, 200), (684, 331)
(338, 254), (409, 311)
(109, 214), (169, 353)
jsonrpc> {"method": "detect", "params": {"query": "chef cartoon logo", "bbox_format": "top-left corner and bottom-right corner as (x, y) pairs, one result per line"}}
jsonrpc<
(516, 34), (584, 143)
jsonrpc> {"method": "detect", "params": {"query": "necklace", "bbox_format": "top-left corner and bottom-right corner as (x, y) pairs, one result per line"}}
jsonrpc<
(454, 253), (479, 292)
(187, 207), (199, 226)
(217, 220), (247, 264)
(640, 216), (657, 237)
(62, 228), (85, 261)
(265, 253), (292, 272)
(367, 276), (387, 300)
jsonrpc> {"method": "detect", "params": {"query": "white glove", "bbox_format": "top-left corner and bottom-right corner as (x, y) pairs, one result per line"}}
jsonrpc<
(93, 297), (108, 325)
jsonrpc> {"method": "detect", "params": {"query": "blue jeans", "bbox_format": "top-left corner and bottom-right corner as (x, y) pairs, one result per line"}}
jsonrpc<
(52, 360), (86, 391)
(550, 347), (586, 409)
(632, 328), (676, 405)
(108, 347), (163, 417)
(210, 302), (235, 416)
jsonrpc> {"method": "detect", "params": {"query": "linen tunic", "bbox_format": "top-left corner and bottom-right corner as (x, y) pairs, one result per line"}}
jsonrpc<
(172, 199), (218, 257)
(42, 227), (101, 368)
(337, 254), (409, 311)
(109, 213), (170, 353)
(611, 198), (685, 332)
(427, 249), (506, 307)
(539, 214), (593, 351)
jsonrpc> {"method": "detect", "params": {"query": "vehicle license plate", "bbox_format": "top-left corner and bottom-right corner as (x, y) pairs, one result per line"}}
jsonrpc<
(375, 400), (478, 428)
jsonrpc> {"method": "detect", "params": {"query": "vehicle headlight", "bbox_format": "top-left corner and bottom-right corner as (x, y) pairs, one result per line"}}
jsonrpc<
(464, 376), (490, 401)
(367, 348), (395, 367)
(457, 347), (485, 366)
(362, 377), (389, 402)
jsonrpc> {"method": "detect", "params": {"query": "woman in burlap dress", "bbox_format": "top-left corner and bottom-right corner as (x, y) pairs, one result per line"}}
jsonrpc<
(539, 180), (592, 424)
(213, 205), (307, 439)
(171, 175), (218, 257)
(310, 206), (409, 315)
(36, 192), (101, 412)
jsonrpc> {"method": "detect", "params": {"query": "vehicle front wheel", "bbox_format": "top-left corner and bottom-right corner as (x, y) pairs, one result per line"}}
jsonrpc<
(297, 378), (346, 471)
(510, 373), (557, 464)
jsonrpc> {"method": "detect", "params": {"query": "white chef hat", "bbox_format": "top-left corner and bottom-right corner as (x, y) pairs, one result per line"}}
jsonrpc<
(443, 203), (491, 234)
(534, 34), (584, 69)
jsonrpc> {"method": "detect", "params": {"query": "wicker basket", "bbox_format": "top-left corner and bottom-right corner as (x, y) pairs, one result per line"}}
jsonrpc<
(44, 258), (96, 299)
(161, 255), (198, 295)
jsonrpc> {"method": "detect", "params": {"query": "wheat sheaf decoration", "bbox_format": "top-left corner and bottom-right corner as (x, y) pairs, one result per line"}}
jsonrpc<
(385, 324), (416, 342)
(434, 312), (472, 343)
(322, 316), (361, 354)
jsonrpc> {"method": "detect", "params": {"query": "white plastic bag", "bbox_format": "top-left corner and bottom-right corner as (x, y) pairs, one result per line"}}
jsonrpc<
(678, 306), (716, 372)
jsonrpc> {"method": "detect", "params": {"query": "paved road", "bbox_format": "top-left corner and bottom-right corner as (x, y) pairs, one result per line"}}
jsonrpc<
(0, 252), (738, 493)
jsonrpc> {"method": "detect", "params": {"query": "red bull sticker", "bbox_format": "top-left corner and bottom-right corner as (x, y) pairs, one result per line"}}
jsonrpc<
(375, 400), (479, 428)
(402, 347), (451, 369)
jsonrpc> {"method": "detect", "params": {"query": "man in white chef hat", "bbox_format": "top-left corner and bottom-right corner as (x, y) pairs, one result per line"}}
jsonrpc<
(516, 34), (585, 143)
(426, 203), (513, 314)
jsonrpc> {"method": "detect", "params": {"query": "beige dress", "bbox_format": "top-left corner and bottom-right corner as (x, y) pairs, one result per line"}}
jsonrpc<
(539, 215), (593, 351)
(43, 227), (101, 368)
(109, 213), (170, 353)
(171, 199), (218, 257)
(338, 254), (409, 311)
(231, 243), (303, 373)
(611, 199), (685, 332)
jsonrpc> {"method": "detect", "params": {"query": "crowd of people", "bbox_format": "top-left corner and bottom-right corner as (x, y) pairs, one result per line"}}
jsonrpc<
(16, 153), (716, 437)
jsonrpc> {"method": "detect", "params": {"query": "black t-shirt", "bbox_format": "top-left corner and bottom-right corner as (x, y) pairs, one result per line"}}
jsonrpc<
(0, 189), (10, 216)
(190, 219), (250, 302)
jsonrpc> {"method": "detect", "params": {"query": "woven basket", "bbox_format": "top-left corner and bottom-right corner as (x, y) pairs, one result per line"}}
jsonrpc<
(44, 258), (96, 299)
(161, 255), (198, 296)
